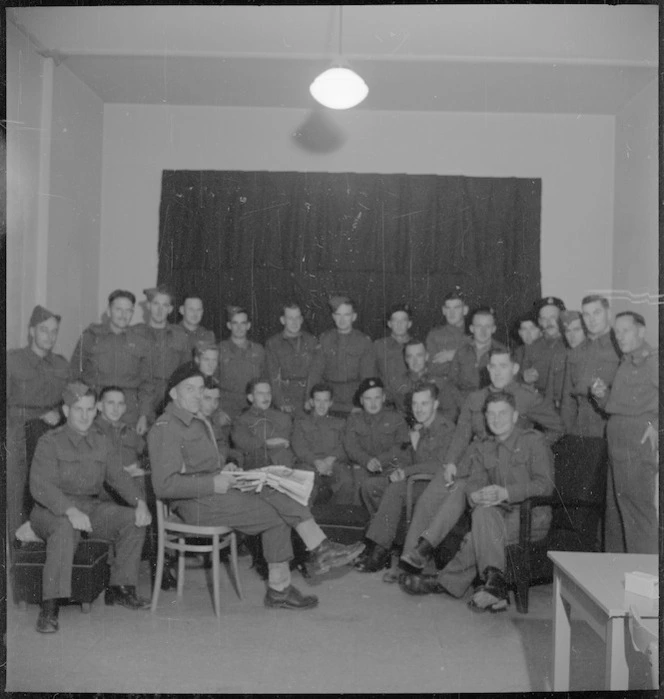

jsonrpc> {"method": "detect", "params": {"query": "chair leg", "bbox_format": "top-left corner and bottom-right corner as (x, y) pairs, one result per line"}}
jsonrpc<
(177, 539), (186, 597)
(514, 581), (529, 614)
(230, 532), (243, 600)
(212, 535), (221, 618)
(151, 534), (165, 613)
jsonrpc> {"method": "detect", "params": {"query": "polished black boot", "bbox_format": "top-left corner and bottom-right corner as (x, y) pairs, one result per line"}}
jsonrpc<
(105, 585), (150, 610)
(354, 542), (390, 573)
(36, 599), (59, 633)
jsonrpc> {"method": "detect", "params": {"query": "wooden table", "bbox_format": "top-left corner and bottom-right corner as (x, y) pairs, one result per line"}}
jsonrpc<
(549, 551), (658, 691)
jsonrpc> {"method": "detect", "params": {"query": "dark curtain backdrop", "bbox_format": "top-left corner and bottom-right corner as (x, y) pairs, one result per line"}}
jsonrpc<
(157, 171), (541, 345)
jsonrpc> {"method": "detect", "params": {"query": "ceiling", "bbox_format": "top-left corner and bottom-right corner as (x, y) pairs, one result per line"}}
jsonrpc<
(9, 5), (658, 115)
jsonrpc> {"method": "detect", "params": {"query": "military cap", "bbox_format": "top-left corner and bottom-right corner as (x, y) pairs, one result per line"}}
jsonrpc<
(353, 377), (384, 406)
(62, 382), (94, 406)
(29, 305), (61, 327)
(226, 305), (247, 320)
(166, 363), (204, 395)
(443, 287), (466, 303)
(535, 297), (566, 313)
(143, 285), (176, 303)
(559, 310), (581, 326)
(194, 339), (219, 356)
(329, 295), (353, 311)
(386, 302), (413, 321)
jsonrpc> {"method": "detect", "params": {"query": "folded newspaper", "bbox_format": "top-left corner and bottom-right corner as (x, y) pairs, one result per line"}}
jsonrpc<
(232, 466), (314, 507)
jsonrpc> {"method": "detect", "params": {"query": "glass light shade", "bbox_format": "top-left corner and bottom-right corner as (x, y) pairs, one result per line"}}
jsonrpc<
(309, 66), (369, 110)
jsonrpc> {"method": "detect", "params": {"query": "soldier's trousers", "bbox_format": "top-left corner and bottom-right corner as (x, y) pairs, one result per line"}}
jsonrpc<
(31, 499), (146, 600)
(605, 414), (658, 554)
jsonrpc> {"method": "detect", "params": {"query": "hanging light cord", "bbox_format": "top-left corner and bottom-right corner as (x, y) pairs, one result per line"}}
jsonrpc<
(338, 6), (343, 58)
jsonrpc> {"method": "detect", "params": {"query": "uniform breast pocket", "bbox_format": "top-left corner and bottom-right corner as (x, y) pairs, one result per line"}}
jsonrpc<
(180, 431), (210, 471)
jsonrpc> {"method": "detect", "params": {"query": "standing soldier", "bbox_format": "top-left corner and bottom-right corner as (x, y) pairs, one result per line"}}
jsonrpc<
(7, 306), (70, 540)
(178, 294), (216, 354)
(71, 289), (154, 435)
(265, 303), (317, 416)
(218, 306), (266, 419)
(374, 303), (413, 407)
(306, 295), (376, 416)
(591, 312), (657, 554)
(425, 289), (470, 381)
(133, 286), (191, 417)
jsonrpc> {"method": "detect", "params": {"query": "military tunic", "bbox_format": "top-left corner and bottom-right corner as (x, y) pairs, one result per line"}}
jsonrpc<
(70, 322), (155, 425)
(603, 342), (658, 554)
(425, 324), (469, 380)
(217, 340), (266, 419)
(148, 402), (314, 563)
(132, 323), (191, 416)
(447, 339), (508, 401)
(30, 424), (145, 599)
(231, 405), (294, 470)
(374, 335), (410, 405)
(515, 335), (567, 405)
(6, 346), (70, 537)
(439, 427), (554, 597)
(265, 331), (317, 414)
(178, 322), (216, 355)
(307, 329), (376, 414)
(389, 369), (461, 424)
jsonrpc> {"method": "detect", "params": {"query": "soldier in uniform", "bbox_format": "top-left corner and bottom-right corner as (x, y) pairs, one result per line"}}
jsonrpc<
(447, 306), (507, 401)
(291, 384), (355, 505)
(218, 306), (266, 420)
(355, 382), (456, 576)
(30, 382), (151, 633)
(430, 392), (554, 612)
(265, 303), (317, 416)
(397, 347), (562, 581)
(133, 286), (191, 417)
(374, 303), (413, 407)
(425, 288), (470, 381)
(231, 378), (295, 470)
(390, 339), (461, 423)
(7, 305), (70, 539)
(306, 296), (376, 416)
(178, 293), (216, 354)
(70, 289), (154, 435)
(590, 312), (657, 554)
(344, 378), (411, 515)
(148, 365), (365, 610)
(559, 310), (587, 350)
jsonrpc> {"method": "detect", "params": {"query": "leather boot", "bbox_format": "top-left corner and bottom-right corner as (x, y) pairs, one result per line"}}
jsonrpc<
(264, 584), (319, 610)
(400, 537), (434, 572)
(354, 543), (390, 573)
(308, 539), (366, 576)
(36, 599), (59, 633)
(105, 585), (150, 610)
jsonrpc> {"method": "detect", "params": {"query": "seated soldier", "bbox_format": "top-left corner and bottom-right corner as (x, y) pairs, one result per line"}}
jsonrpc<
(447, 306), (507, 401)
(199, 376), (232, 456)
(148, 365), (365, 610)
(355, 382), (456, 577)
(291, 383), (356, 505)
(374, 303), (413, 406)
(343, 377), (411, 515)
(390, 339), (460, 424)
(30, 382), (152, 633)
(397, 347), (562, 581)
(403, 392), (554, 612)
(231, 378), (295, 470)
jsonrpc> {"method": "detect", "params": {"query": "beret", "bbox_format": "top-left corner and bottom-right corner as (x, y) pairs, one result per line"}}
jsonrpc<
(353, 377), (384, 406)
(62, 382), (92, 406)
(535, 297), (566, 313)
(560, 310), (581, 325)
(166, 364), (204, 395)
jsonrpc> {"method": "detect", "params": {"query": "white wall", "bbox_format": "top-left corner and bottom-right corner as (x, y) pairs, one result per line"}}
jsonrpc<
(100, 104), (615, 321)
(612, 78), (659, 338)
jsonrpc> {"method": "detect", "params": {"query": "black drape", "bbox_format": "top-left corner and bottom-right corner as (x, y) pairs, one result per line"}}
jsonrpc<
(157, 171), (541, 344)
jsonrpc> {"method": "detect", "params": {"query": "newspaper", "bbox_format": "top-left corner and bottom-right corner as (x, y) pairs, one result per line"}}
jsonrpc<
(232, 466), (314, 507)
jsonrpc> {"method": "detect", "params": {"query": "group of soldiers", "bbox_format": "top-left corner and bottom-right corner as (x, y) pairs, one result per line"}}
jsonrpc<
(7, 284), (658, 629)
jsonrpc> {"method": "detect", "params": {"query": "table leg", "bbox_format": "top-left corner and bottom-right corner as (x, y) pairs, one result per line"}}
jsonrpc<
(552, 569), (572, 691)
(605, 617), (629, 690)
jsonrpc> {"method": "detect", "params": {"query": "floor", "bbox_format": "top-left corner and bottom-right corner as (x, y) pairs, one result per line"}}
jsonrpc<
(5, 553), (653, 693)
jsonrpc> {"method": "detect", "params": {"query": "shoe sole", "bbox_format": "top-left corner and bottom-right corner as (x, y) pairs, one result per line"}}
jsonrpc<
(310, 546), (366, 576)
(264, 599), (319, 610)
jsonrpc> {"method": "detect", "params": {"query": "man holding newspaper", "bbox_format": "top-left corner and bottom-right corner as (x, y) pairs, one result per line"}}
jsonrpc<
(147, 365), (364, 610)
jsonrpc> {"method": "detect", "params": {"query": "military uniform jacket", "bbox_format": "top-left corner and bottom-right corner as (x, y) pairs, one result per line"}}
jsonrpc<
(7, 346), (70, 421)
(605, 342), (658, 423)
(217, 340), (266, 396)
(406, 412), (456, 477)
(446, 381), (564, 471)
(448, 339), (508, 398)
(307, 328), (376, 389)
(132, 323), (191, 383)
(343, 408), (411, 469)
(389, 369), (461, 423)
(231, 406), (294, 469)
(70, 322), (154, 418)
(30, 424), (143, 516)
(148, 402), (222, 501)
(560, 330), (620, 437)
(265, 331), (317, 408)
(291, 413), (347, 466)
(515, 336), (567, 404)
(93, 415), (145, 467)
(179, 322), (216, 354)
(465, 426), (554, 508)
(374, 335), (410, 398)
(425, 324), (470, 379)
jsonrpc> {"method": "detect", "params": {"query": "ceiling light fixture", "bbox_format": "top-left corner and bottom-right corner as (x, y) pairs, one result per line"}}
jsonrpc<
(310, 6), (368, 110)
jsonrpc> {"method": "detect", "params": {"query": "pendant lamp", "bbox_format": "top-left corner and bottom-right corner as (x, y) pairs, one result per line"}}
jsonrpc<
(310, 7), (368, 110)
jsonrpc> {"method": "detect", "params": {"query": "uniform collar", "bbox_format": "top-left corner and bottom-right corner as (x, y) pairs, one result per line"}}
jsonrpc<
(64, 424), (96, 448)
(23, 345), (54, 365)
(488, 425), (524, 452)
(166, 401), (197, 426)
(624, 341), (653, 366)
